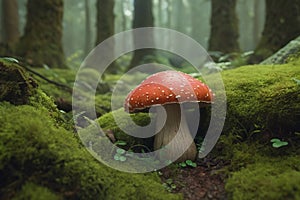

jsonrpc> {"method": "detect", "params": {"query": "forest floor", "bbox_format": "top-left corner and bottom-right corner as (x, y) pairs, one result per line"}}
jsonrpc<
(160, 156), (229, 200)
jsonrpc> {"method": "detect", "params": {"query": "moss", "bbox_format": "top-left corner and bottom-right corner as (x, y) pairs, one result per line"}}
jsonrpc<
(225, 154), (300, 200)
(97, 108), (152, 147)
(0, 103), (181, 200)
(12, 182), (62, 200)
(0, 59), (37, 105)
(218, 59), (300, 140)
(32, 68), (111, 115)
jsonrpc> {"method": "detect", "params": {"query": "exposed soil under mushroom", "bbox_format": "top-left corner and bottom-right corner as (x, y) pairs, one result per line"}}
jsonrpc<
(160, 156), (229, 200)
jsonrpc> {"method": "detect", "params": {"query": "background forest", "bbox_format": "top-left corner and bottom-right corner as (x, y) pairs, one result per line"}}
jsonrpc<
(2, 0), (298, 70)
(0, 0), (300, 200)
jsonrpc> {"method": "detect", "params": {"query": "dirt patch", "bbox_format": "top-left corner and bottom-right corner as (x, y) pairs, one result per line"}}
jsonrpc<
(160, 157), (229, 200)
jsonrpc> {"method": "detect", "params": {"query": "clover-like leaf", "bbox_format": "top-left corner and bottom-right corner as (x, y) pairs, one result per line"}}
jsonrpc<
(119, 156), (127, 162)
(272, 141), (288, 148)
(185, 160), (197, 167)
(116, 148), (126, 155)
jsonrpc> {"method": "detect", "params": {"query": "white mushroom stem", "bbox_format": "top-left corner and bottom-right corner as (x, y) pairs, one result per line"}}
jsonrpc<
(154, 104), (197, 163)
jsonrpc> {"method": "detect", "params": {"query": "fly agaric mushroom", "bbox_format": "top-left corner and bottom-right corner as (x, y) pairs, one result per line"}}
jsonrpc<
(124, 70), (213, 163)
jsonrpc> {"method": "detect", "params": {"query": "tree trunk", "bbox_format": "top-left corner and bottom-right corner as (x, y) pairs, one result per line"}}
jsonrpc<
(95, 0), (117, 73)
(249, 0), (300, 63)
(208, 0), (240, 53)
(84, 0), (92, 56)
(1, 0), (20, 53)
(17, 0), (66, 68)
(128, 0), (155, 69)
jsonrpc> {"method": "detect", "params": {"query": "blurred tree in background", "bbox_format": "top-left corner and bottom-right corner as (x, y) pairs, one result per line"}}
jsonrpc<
(250, 0), (300, 63)
(95, 0), (117, 73)
(2, 0), (299, 68)
(208, 0), (240, 53)
(17, 0), (66, 68)
(128, 0), (155, 69)
(1, 0), (20, 54)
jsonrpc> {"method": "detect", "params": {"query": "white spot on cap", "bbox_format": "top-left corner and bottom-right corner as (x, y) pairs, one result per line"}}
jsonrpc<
(162, 90), (165, 93)
(169, 94), (173, 97)
(175, 95), (181, 98)
(151, 100), (154, 103)
(170, 87), (173, 90)
(156, 97), (159, 100)
(131, 98), (134, 100)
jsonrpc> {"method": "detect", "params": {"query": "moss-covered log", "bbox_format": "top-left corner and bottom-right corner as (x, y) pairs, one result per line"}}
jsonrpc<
(220, 58), (300, 140)
(16, 0), (66, 68)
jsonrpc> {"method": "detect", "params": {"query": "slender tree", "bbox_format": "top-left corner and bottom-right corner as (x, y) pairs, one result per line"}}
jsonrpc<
(250, 0), (300, 63)
(84, 0), (92, 56)
(128, 0), (154, 69)
(17, 0), (66, 68)
(95, 0), (115, 45)
(1, 0), (20, 52)
(208, 0), (240, 53)
(95, 0), (117, 73)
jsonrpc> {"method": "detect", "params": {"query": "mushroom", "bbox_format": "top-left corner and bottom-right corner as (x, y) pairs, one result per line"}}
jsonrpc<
(124, 70), (213, 163)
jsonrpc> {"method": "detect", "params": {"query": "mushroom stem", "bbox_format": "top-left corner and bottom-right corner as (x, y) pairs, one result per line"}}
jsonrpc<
(154, 104), (197, 163)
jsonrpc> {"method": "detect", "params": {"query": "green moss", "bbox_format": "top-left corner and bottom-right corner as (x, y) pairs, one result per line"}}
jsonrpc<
(226, 155), (300, 200)
(0, 59), (37, 105)
(0, 103), (181, 200)
(97, 108), (152, 147)
(12, 182), (62, 200)
(32, 68), (112, 115)
(219, 60), (300, 139)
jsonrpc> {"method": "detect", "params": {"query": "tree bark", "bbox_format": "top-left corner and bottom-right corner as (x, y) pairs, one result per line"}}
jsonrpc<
(208, 0), (240, 53)
(128, 0), (155, 69)
(1, 0), (20, 52)
(84, 0), (92, 56)
(16, 0), (66, 68)
(249, 0), (300, 63)
(95, 0), (117, 73)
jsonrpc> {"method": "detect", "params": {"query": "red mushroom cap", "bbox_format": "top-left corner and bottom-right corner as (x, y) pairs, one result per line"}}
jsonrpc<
(124, 70), (213, 113)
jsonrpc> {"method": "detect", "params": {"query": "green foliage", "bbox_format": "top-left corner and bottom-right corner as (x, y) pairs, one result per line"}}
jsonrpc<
(178, 160), (197, 168)
(162, 179), (177, 192)
(0, 103), (182, 200)
(270, 138), (288, 148)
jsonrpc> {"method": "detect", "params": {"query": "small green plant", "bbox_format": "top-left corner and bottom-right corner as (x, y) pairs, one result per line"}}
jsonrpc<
(162, 179), (177, 192)
(292, 78), (300, 85)
(114, 140), (127, 146)
(178, 160), (197, 168)
(114, 148), (127, 162)
(270, 138), (288, 148)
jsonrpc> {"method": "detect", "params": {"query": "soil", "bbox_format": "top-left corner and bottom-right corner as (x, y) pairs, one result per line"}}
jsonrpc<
(160, 156), (229, 200)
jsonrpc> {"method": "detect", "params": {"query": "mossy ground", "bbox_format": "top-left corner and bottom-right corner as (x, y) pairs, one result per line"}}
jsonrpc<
(0, 102), (182, 200)
(97, 58), (300, 199)
(215, 57), (300, 199)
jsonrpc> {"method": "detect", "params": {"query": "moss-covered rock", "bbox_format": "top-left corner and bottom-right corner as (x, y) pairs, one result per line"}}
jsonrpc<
(0, 103), (181, 200)
(0, 59), (37, 105)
